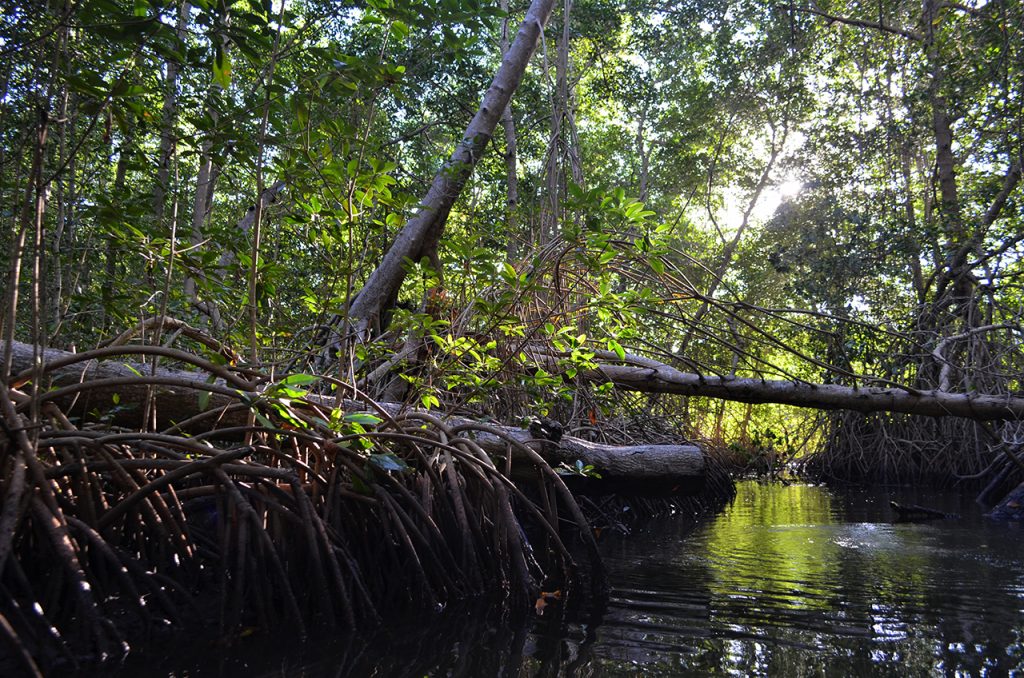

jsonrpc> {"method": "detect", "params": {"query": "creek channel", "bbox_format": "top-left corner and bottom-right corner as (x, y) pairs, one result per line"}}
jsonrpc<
(110, 480), (1024, 676)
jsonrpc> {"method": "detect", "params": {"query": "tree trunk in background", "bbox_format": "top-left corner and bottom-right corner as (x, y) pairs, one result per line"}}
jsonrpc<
(542, 0), (571, 245)
(183, 134), (221, 329)
(183, 18), (230, 332)
(100, 125), (132, 331)
(499, 0), (521, 261)
(51, 86), (73, 330)
(916, 0), (1021, 395)
(923, 0), (971, 325)
(153, 1), (190, 225)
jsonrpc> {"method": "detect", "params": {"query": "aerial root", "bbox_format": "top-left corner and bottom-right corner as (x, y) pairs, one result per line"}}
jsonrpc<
(0, 345), (600, 671)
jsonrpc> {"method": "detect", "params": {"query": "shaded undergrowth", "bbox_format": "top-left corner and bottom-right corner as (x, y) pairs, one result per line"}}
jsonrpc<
(0, 343), (614, 676)
(801, 412), (1024, 501)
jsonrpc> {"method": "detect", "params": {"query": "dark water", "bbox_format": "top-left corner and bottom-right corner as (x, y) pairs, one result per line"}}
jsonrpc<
(591, 482), (1024, 676)
(114, 481), (1024, 676)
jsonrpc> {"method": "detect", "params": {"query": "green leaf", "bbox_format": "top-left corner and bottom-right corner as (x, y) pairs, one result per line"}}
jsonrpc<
(607, 339), (626, 361)
(344, 413), (383, 425)
(254, 412), (275, 429)
(390, 20), (409, 40)
(282, 373), (318, 386)
(213, 44), (232, 89)
(369, 453), (410, 473)
(351, 475), (374, 495)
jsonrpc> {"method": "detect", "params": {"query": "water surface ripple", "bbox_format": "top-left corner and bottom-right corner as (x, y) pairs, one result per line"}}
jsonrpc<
(106, 481), (1024, 677)
(591, 481), (1024, 676)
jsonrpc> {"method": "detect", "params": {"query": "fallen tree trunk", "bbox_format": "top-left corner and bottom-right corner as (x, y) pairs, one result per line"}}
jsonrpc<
(592, 362), (1024, 420)
(13, 339), (1024, 428)
(13, 336), (1024, 486)
(508, 345), (1024, 421)
(7, 341), (705, 480)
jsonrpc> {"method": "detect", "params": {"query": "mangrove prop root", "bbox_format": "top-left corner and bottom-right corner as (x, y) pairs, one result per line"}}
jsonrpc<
(0, 342), (626, 671)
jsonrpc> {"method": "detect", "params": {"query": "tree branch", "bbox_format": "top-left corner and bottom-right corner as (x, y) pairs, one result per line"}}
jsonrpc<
(789, 3), (922, 40)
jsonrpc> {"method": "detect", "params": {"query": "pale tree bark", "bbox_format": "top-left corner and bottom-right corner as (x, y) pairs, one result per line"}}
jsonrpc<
(183, 21), (229, 331)
(567, 346), (1024, 420)
(592, 362), (1024, 419)
(499, 0), (521, 260)
(153, 0), (190, 225)
(332, 0), (559, 349)
(541, 0), (573, 245)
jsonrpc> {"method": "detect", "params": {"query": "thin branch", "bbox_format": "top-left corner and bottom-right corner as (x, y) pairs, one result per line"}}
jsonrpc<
(789, 3), (922, 40)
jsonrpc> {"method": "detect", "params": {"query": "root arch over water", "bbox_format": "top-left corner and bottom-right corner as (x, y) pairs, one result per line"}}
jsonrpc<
(0, 344), (606, 674)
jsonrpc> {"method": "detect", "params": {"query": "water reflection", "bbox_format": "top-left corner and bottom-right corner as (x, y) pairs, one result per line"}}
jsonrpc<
(105, 482), (1024, 676)
(593, 482), (1024, 676)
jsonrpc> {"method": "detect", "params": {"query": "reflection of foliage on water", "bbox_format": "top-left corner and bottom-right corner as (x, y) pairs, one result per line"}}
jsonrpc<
(102, 482), (1024, 676)
(703, 482), (839, 613)
(626, 482), (1024, 676)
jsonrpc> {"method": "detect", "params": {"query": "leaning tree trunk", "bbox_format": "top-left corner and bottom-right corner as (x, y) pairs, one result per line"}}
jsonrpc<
(330, 0), (559, 354)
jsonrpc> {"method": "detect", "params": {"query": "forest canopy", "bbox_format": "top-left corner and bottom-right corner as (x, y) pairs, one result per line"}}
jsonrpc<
(1, 0), (1022, 471)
